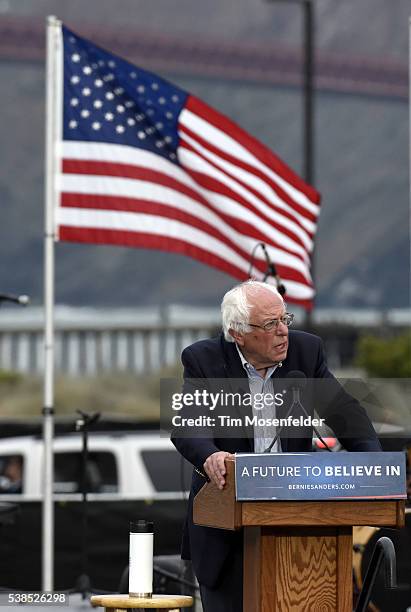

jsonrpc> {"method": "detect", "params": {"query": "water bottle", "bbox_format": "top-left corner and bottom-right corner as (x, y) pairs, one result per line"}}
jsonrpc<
(128, 520), (153, 598)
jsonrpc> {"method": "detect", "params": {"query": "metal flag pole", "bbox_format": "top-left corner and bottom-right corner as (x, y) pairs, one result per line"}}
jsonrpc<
(43, 14), (62, 592)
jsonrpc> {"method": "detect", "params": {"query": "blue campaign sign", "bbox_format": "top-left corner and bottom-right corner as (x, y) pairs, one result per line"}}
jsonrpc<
(235, 452), (407, 501)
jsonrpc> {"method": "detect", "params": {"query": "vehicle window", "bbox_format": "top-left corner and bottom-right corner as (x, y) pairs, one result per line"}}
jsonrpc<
(54, 451), (118, 494)
(0, 455), (23, 494)
(141, 450), (191, 492)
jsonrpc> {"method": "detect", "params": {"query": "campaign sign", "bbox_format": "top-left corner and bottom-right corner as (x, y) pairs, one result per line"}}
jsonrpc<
(235, 452), (407, 501)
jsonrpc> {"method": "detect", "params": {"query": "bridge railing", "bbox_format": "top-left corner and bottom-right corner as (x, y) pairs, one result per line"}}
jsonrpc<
(0, 306), (409, 376)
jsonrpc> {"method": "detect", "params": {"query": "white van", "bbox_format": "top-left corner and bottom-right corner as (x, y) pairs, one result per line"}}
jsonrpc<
(0, 430), (191, 592)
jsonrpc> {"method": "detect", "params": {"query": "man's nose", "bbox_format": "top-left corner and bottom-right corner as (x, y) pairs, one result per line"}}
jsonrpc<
(276, 320), (288, 333)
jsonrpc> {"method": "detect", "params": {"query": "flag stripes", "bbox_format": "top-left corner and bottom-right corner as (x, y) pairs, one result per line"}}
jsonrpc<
(60, 143), (313, 285)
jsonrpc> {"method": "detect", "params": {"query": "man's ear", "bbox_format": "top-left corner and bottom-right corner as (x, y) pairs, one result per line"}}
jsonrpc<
(229, 328), (244, 346)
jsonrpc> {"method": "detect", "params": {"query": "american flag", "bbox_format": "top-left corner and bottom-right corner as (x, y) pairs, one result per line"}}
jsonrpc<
(56, 25), (321, 309)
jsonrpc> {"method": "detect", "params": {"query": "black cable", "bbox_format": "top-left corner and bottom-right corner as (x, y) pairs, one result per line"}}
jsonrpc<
(153, 564), (199, 593)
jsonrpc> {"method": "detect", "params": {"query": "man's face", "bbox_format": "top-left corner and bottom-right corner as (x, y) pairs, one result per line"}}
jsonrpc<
(4, 458), (22, 482)
(233, 289), (289, 369)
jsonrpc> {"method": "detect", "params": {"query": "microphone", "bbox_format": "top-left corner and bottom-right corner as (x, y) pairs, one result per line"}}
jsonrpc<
(260, 244), (286, 297)
(287, 370), (307, 405)
(0, 293), (30, 306)
(263, 370), (332, 453)
(75, 410), (101, 430)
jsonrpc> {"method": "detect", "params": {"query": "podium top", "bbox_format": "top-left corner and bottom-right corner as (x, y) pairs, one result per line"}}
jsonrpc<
(193, 459), (405, 530)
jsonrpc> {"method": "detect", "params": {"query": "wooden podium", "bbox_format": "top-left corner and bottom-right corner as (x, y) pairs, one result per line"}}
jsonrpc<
(193, 459), (405, 612)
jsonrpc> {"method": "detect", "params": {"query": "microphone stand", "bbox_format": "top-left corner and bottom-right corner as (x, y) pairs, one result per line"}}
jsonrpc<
(247, 243), (286, 297)
(263, 385), (302, 453)
(260, 244), (286, 297)
(0, 293), (30, 306)
(72, 410), (101, 599)
(264, 385), (331, 453)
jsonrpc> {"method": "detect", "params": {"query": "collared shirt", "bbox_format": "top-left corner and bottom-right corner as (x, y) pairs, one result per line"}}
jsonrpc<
(235, 344), (282, 454)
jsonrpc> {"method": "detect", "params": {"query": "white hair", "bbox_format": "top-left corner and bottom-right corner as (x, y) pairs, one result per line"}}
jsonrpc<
(221, 280), (283, 342)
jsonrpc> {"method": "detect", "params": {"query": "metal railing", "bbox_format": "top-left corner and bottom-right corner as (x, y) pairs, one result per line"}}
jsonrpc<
(0, 307), (409, 376)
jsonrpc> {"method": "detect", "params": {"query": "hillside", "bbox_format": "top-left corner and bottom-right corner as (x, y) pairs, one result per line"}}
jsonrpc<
(0, 0), (409, 309)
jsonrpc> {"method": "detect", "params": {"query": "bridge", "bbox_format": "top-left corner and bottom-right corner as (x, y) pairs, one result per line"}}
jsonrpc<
(0, 306), (409, 376)
(0, 16), (407, 99)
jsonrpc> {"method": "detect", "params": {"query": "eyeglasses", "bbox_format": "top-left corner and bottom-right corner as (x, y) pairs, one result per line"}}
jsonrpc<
(248, 313), (294, 332)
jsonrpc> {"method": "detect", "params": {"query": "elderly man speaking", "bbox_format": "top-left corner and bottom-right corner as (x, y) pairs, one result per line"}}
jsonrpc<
(171, 280), (381, 612)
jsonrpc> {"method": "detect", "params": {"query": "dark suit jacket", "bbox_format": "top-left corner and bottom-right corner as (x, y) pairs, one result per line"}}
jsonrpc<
(171, 330), (381, 587)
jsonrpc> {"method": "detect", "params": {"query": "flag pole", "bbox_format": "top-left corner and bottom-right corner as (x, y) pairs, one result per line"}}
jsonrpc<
(43, 14), (62, 592)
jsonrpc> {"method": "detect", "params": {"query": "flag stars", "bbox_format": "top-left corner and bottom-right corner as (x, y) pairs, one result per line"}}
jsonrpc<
(69, 36), (76, 44)
(63, 31), (183, 162)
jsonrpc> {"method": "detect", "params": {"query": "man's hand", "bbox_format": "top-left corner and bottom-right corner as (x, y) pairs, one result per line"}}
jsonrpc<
(203, 451), (235, 490)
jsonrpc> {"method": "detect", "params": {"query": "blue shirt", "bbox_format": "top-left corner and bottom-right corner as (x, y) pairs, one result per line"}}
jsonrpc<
(235, 344), (282, 453)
